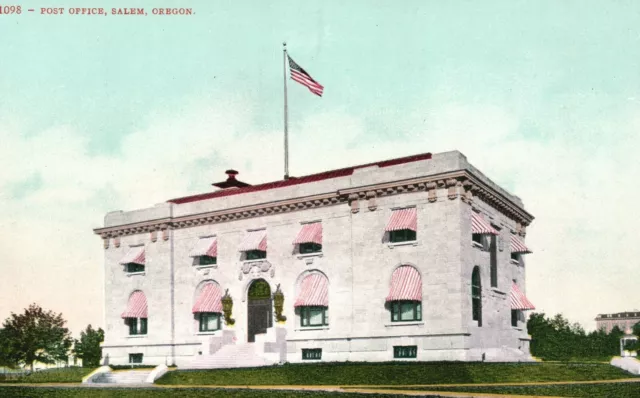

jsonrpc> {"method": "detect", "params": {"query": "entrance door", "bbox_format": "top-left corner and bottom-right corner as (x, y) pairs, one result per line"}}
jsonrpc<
(247, 279), (272, 343)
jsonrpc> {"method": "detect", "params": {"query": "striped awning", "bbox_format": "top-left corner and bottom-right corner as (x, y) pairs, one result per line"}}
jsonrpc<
(510, 283), (535, 310)
(121, 291), (148, 318)
(190, 237), (218, 257)
(385, 208), (417, 232)
(119, 246), (145, 265)
(239, 230), (267, 252)
(386, 266), (422, 302)
(294, 273), (329, 307)
(511, 235), (532, 254)
(471, 213), (499, 235)
(293, 222), (322, 245)
(192, 283), (223, 313)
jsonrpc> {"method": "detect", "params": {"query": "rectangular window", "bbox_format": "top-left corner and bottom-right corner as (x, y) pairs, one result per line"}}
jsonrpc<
(127, 318), (147, 335)
(511, 309), (519, 327)
(490, 236), (498, 288)
(391, 301), (422, 322)
(245, 250), (266, 260)
(126, 263), (145, 273)
(300, 242), (322, 254)
(302, 348), (322, 360)
(472, 234), (483, 245)
(390, 229), (417, 243)
(198, 256), (217, 266)
(199, 313), (221, 332)
(129, 353), (143, 364)
(300, 306), (328, 327)
(511, 252), (520, 262)
(393, 345), (417, 359)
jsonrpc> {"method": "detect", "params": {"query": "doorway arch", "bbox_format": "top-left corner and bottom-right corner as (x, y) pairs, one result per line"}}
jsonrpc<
(247, 278), (272, 342)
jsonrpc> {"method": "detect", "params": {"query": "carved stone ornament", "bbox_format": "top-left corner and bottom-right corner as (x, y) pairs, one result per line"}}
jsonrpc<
(238, 271), (243, 281)
(348, 193), (360, 214)
(447, 179), (460, 200)
(462, 181), (474, 204)
(242, 260), (272, 276)
(114, 236), (121, 248)
(366, 191), (377, 211)
(426, 182), (438, 203)
(162, 228), (169, 241)
(103, 238), (109, 249)
(150, 230), (158, 243)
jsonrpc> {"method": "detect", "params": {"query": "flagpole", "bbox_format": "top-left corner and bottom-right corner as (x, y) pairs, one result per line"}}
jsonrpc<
(283, 42), (289, 180)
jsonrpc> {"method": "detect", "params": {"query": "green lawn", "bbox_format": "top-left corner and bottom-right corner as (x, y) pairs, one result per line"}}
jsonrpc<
(0, 368), (93, 383)
(0, 387), (412, 398)
(157, 361), (637, 386)
(389, 382), (640, 397)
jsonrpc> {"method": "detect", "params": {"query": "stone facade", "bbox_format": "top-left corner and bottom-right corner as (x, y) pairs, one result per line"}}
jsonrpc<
(596, 312), (640, 333)
(95, 151), (535, 366)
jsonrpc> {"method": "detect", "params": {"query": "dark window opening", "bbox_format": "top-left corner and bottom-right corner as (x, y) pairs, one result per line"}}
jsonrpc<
(511, 309), (519, 327)
(302, 348), (322, 360)
(129, 353), (143, 364)
(390, 301), (422, 322)
(394, 345), (417, 358)
(300, 242), (322, 254)
(245, 250), (267, 260)
(489, 236), (498, 288)
(198, 256), (217, 266)
(511, 252), (520, 262)
(126, 263), (145, 273)
(472, 267), (482, 327)
(300, 306), (328, 327)
(472, 233), (483, 245)
(127, 318), (147, 335)
(390, 229), (417, 243)
(199, 312), (221, 332)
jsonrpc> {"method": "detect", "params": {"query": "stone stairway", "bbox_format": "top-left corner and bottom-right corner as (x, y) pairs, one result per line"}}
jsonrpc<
(92, 369), (153, 384)
(183, 343), (276, 369)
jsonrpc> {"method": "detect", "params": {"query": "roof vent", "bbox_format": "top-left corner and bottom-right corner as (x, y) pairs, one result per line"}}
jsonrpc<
(212, 169), (251, 189)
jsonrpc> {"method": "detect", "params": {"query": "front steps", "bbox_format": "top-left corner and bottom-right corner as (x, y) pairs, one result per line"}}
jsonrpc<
(183, 343), (276, 369)
(91, 369), (153, 384)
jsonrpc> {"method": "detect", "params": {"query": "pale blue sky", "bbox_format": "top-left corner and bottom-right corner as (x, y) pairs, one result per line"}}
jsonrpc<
(1, 1), (639, 334)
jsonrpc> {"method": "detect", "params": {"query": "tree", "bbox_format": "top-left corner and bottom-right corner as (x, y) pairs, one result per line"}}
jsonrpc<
(0, 304), (73, 371)
(73, 325), (104, 367)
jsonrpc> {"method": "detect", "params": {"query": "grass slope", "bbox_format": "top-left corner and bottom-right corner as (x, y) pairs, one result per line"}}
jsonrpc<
(394, 382), (640, 398)
(0, 368), (93, 383)
(157, 361), (637, 386)
(0, 387), (412, 398)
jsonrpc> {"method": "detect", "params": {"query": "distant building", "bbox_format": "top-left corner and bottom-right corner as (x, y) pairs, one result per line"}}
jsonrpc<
(596, 312), (640, 333)
(94, 151), (536, 367)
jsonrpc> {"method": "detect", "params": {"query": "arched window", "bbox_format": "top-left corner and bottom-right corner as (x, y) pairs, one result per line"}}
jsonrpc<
(192, 282), (223, 332)
(294, 273), (329, 327)
(472, 267), (482, 326)
(386, 266), (422, 322)
(121, 290), (148, 335)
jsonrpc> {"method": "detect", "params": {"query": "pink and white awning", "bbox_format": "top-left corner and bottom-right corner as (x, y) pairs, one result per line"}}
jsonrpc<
(119, 246), (145, 265)
(386, 266), (422, 302)
(190, 237), (218, 257)
(192, 283), (223, 313)
(471, 213), (499, 235)
(510, 283), (535, 310)
(239, 230), (267, 252)
(121, 290), (148, 318)
(511, 235), (532, 254)
(294, 273), (329, 307)
(293, 223), (322, 245)
(385, 208), (417, 232)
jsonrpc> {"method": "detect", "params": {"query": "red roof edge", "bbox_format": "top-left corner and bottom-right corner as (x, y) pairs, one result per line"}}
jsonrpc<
(167, 152), (432, 205)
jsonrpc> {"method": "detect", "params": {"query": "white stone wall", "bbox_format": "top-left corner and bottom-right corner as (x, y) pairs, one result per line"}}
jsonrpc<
(100, 150), (534, 365)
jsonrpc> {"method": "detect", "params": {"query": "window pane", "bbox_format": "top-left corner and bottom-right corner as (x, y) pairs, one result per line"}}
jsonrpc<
(400, 303), (415, 321)
(199, 256), (217, 265)
(140, 318), (147, 334)
(309, 308), (324, 325)
(128, 319), (137, 335)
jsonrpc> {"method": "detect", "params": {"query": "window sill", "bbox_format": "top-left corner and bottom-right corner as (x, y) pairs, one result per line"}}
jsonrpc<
(127, 335), (147, 339)
(510, 259), (520, 265)
(297, 252), (323, 259)
(243, 259), (267, 264)
(491, 288), (506, 295)
(295, 326), (330, 331)
(385, 321), (424, 327)
(387, 240), (418, 249)
(512, 327), (523, 331)
(126, 272), (145, 277)
(196, 331), (220, 335)
(472, 241), (484, 249)
(195, 265), (217, 270)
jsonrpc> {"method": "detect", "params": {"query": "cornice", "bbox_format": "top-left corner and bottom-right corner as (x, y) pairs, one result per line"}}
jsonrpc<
(94, 169), (534, 240)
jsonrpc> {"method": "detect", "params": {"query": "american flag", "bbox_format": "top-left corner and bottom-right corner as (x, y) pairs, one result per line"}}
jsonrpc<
(288, 55), (324, 97)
